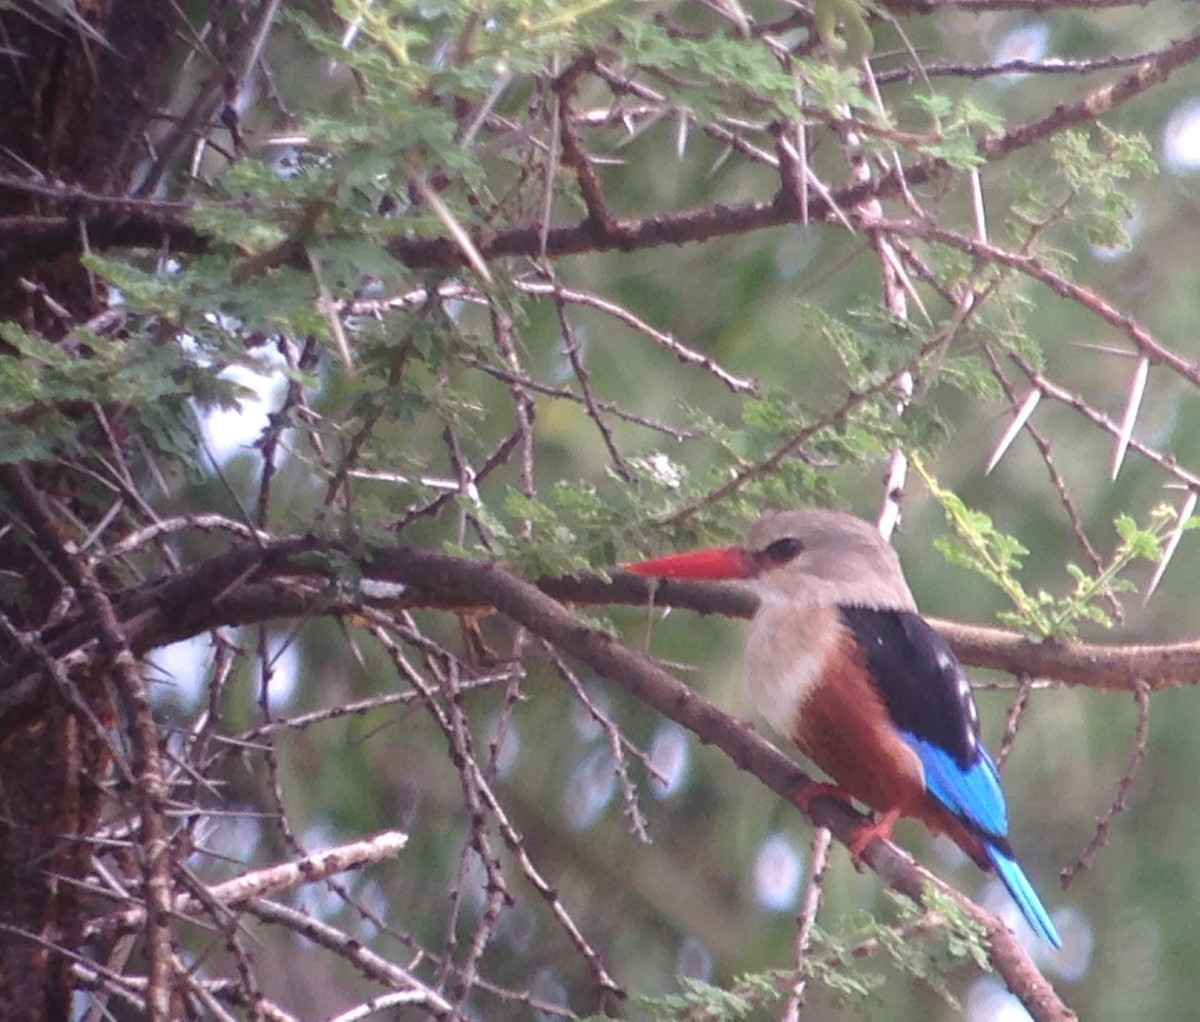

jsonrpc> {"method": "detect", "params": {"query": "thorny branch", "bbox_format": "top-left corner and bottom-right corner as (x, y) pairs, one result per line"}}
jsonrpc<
(9, 23), (1200, 274)
(8, 540), (1200, 723)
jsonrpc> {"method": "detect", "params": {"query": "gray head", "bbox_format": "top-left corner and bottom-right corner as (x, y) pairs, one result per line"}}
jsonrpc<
(743, 509), (917, 611)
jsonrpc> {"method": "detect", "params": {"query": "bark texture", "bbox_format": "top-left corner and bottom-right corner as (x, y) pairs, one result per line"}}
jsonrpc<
(0, 3), (174, 1016)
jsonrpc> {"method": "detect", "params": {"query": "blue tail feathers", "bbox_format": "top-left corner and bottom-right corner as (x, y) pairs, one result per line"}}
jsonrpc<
(903, 732), (1062, 949)
(987, 842), (1063, 949)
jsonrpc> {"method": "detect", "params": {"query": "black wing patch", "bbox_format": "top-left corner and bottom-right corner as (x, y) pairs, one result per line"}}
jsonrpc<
(837, 606), (980, 768)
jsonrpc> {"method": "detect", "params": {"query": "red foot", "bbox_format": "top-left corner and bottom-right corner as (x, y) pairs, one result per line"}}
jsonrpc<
(847, 806), (903, 866)
(795, 784), (904, 868)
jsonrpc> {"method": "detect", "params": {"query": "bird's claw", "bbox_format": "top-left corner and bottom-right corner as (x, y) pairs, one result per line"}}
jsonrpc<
(846, 806), (903, 868)
(796, 785), (901, 869)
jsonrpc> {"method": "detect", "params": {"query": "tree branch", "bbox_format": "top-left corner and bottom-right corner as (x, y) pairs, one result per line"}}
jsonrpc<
(7, 24), (1198, 278)
(3, 539), (1196, 745)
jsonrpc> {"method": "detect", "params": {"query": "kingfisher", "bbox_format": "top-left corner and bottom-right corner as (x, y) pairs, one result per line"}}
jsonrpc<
(625, 508), (1061, 948)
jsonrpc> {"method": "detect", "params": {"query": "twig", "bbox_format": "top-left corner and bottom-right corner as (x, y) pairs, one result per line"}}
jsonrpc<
(1061, 676), (1151, 890)
(247, 899), (456, 1016)
(782, 826), (832, 1022)
(546, 650), (653, 842)
(87, 830), (409, 936)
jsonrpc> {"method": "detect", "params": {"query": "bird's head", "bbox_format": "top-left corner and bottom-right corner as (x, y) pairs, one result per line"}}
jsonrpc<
(624, 509), (917, 612)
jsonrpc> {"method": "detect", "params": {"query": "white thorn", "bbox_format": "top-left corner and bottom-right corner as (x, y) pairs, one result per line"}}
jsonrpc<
(968, 169), (988, 244)
(1111, 356), (1150, 480)
(1070, 341), (1140, 358)
(1145, 489), (1197, 603)
(410, 173), (494, 286)
(985, 390), (1041, 475)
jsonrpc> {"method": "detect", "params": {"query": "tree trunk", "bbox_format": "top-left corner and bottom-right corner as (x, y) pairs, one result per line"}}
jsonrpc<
(0, 3), (174, 1015)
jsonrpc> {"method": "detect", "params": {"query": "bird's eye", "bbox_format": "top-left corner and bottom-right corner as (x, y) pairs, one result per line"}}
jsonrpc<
(761, 537), (804, 564)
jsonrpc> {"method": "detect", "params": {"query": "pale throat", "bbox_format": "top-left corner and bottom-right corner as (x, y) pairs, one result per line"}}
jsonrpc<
(743, 600), (841, 738)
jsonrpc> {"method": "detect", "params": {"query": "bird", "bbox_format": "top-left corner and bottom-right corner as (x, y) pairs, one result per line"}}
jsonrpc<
(625, 508), (1062, 948)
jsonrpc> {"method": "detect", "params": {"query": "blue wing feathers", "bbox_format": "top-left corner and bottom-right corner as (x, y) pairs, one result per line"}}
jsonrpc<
(903, 732), (1062, 949)
(903, 734), (1009, 841)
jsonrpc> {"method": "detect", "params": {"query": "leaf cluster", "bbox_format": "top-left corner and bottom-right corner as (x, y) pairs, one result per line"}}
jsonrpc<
(624, 888), (989, 1022)
(919, 458), (1178, 639)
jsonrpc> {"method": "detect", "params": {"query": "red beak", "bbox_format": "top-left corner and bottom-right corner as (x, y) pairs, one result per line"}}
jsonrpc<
(623, 545), (757, 580)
